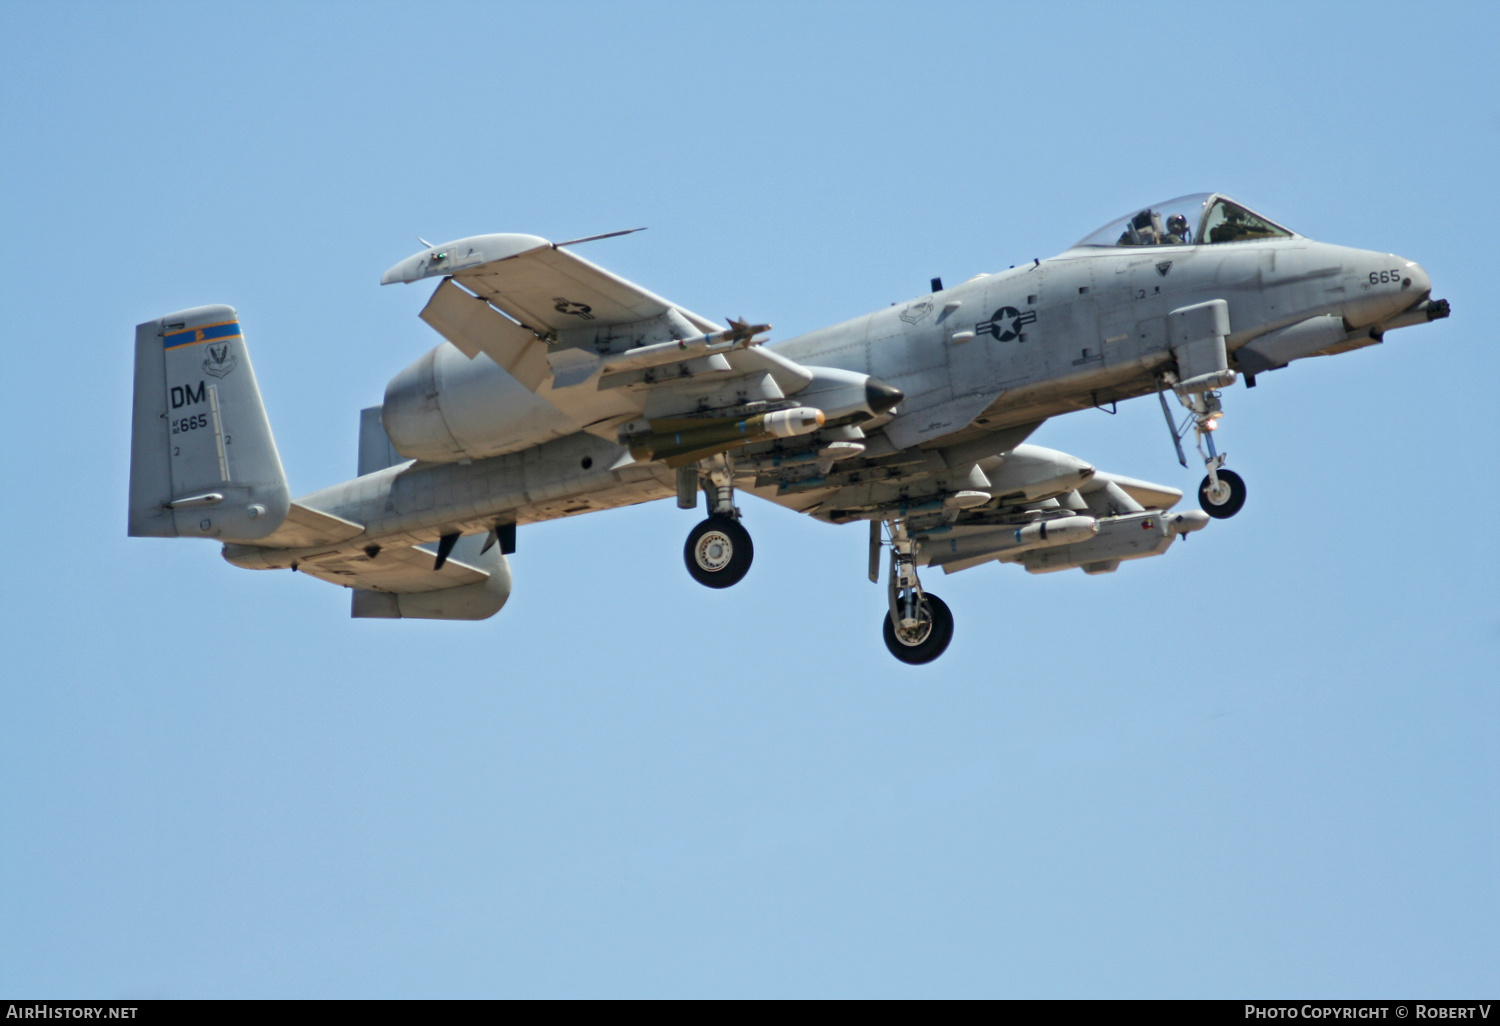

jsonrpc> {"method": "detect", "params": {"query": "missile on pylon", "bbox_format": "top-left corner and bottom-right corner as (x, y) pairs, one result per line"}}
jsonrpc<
(1014, 510), (1197, 574)
(920, 515), (1098, 570)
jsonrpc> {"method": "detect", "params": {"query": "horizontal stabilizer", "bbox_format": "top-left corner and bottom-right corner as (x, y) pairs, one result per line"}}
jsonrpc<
(301, 540), (486, 592)
(254, 502), (364, 548)
(339, 533), (513, 620)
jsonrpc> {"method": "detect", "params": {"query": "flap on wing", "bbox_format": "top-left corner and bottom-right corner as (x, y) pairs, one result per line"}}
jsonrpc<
(383, 233), (720, 334)
(420, 278), (551, 390)
(255, 502), (365, 548)
(419, 278), (641, 435)
(297, 542), (489, 593)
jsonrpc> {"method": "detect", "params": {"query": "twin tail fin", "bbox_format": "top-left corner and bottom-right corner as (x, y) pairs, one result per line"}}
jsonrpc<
(128, 305), (291, 541)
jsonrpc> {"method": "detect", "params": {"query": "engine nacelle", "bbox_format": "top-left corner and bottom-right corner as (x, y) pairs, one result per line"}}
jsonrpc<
(382, 343), (577, 463)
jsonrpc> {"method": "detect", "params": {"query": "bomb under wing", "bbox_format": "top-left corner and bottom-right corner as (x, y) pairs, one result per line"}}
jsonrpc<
(625, 406), (826, 467)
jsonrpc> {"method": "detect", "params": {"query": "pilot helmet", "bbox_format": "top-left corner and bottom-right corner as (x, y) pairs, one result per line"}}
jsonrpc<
(1167, 213), (1189, 235)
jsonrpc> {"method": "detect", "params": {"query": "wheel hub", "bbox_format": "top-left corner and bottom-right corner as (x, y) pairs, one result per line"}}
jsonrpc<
(892, 604), (934, 646)
(695, 531), (734, 571)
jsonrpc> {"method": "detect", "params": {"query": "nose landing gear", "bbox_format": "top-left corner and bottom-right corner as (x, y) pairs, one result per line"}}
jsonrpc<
(878, 518), (954, 664)
(1198, 464), (1246, 519)
(1159, 378), (1248, 520)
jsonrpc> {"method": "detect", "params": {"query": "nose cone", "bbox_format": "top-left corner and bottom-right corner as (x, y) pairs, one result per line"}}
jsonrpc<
(1343, 251), (1433, 327)
(865, 378), (905, 416)
(1403, 259), (1431, 298)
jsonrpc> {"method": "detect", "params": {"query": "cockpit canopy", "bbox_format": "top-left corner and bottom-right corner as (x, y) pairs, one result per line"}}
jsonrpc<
(1073, 193), (1295, 249)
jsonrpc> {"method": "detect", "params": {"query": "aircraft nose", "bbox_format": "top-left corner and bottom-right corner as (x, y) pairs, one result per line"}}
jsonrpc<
(1401, 259), (1431, 297)
(1344, 251), (1432, 327)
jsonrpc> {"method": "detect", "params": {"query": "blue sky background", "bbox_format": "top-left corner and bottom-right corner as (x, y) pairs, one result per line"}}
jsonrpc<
(2, 0), (1496, 998)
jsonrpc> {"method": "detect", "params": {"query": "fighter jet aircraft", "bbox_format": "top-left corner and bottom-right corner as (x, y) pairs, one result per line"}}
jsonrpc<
(128, 193), (1448, 663)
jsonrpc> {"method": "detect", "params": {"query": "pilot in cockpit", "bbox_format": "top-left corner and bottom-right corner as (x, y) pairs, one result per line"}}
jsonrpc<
(1163, 213), (1192, 244)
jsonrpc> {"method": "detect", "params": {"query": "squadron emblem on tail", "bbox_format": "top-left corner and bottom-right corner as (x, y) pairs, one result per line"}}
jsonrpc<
(203, 342), (236, 378)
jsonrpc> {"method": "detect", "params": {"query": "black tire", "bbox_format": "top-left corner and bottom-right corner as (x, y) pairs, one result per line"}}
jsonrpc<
(1199, 469), (1247, 519)
(882, 592), (955, 665)
(684, 516), (754, 588)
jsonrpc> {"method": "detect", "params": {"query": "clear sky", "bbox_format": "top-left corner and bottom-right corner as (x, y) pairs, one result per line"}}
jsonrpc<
(1, 0), (1496, 998)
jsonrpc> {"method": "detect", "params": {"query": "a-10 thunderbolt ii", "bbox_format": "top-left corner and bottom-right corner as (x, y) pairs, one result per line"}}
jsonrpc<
(128, 193), (1448, 663)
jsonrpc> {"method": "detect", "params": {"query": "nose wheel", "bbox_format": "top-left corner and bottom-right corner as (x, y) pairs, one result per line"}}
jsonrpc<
(1159, 377), (1248, 520)
(1199, 467), (1246, 519)
(684, 515), (753, 588)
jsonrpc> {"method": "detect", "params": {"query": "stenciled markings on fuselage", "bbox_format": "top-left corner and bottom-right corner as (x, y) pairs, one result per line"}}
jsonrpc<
(977, 306), (1037, 342)
(170, 382), (206, 408)
(162, 321), (242, 349)
(172, 412), (209, 435)
(899, 298), (934, 325)
(169, 381), (208, 436)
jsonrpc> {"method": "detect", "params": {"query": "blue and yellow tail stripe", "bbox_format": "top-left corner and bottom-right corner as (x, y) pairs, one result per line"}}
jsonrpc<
(163, 320), (243, 350)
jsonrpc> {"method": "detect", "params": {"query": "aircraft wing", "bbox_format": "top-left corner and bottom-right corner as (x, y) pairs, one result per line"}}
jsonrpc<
(382, 233), (720, 334)
(385, 235), (812, 442)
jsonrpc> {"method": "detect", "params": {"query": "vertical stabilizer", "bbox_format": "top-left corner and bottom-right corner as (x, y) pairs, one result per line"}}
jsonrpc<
(357, 405), (405, 476)
(129, 305), (290, 541)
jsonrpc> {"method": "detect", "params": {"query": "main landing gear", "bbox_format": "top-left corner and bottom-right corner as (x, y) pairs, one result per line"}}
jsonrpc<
(1159, 377), (1248, 520)
(876, 518), (954, 664)
(680, 460), (755, 588)
(684, 515), (753, 588)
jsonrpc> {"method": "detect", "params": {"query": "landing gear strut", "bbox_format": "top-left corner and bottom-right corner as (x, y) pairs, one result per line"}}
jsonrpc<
(1159, 378), (1248, 520)
(878, 518), (954, 664)
(681, 458), (754, 588)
